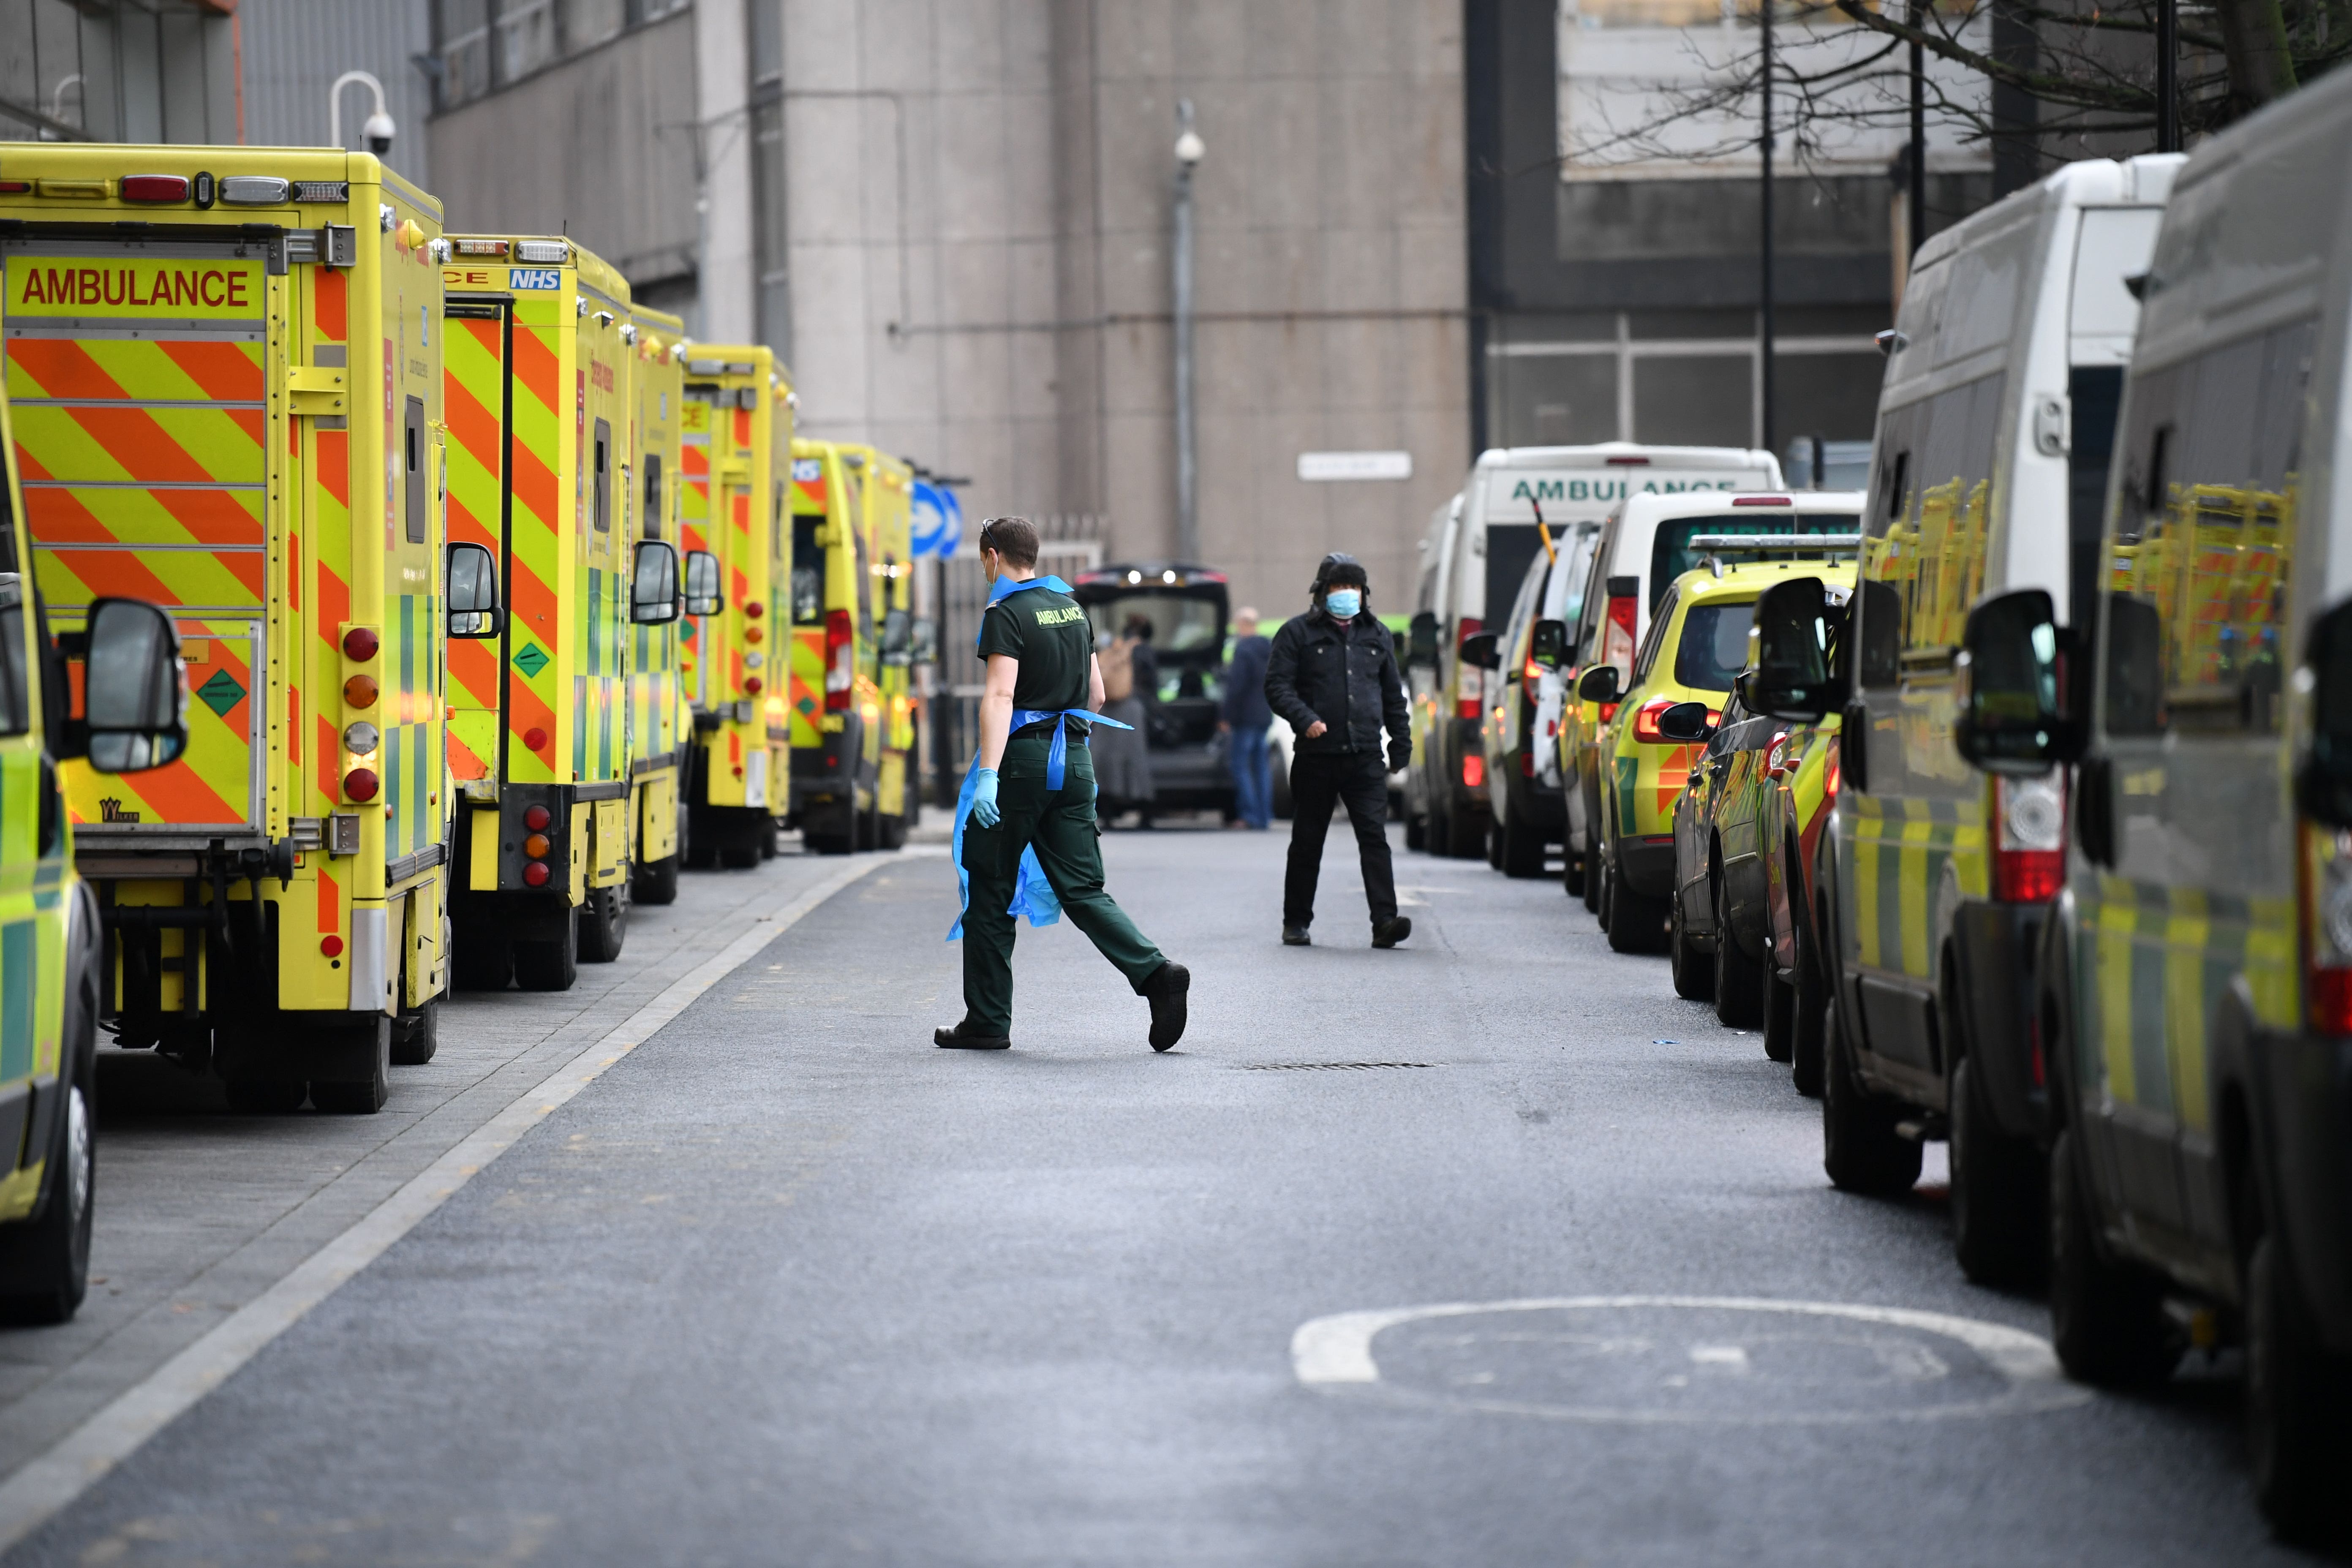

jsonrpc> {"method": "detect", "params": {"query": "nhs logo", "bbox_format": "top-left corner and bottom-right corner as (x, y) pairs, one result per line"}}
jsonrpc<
(507, 268), (561, 290)
(792, 459), (823, 481)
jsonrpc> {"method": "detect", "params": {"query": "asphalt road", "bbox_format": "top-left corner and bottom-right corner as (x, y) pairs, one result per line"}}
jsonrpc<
(0, 825), (2318, 1566)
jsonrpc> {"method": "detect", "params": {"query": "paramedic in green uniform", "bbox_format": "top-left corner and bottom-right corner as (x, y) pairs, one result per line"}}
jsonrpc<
(936, 517), (1191, 1051)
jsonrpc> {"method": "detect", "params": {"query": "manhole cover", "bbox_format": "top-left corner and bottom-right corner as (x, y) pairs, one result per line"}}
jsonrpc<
(1292, 1296), (2089, 1424)
(1240, 1062), (1435, 1072)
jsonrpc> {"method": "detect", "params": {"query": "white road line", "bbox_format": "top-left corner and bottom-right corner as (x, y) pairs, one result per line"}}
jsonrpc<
(0, 852), (924, 1554)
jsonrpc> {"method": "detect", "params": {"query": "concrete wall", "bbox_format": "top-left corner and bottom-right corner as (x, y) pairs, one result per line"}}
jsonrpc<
(776, 0), (1468, 621)
(425, 11), (702, 303)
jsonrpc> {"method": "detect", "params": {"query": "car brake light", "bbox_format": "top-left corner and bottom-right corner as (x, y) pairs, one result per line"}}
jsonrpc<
(1457, 697), (1482, 721)
(824, 608), (853, 710)
(1992, 773), (2066, 903)
(1457, 618), (1484, 646)
(1731, 495), (1794, 506)
(1463, 754), (1484, 788)
(120, 174), (190, 203)
(1598, 702), (1619, 723)
(1633, 697), (1676, 744)
(1521, 750), (1535, 777)
(2302, 822), (2352, 1035)
(1604, 593), (1637, 683)
(1524, 658), (1546, 683)
(1606, 455), (1650, 466)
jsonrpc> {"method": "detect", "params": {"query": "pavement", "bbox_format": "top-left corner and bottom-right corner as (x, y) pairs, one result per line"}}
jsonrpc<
(0, 822), (2319, 1566)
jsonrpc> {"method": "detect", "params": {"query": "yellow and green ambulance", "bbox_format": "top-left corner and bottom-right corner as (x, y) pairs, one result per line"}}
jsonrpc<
(678, 346), (789, 868)
(3, 144), (462, 1113)
(785, 439), (915, 852)
(441, 234), (663, 987)
(625, 304), (689, 902)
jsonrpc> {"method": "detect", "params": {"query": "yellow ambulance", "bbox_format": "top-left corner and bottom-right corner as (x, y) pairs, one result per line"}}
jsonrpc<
(625, 304), (690, 903)
(3, 145), (466, 1113)
(0, 367), (185, 1320)
(441, 235), (670, 988)
(678, 346), (789, 868)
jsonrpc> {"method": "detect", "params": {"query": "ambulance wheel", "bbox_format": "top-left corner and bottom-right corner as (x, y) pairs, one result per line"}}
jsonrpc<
(1500, 811), (1545, 879)
(2247, 1230), (2352, 1541)
(1603, 854), (1665, 954)
(1668, 889), (1713, 1000)
(879, 811), (908, 850)
(802, 804), (854, 856)
(1821, 995), (1921, 1194)
(1404, 813), (1425, 851)
(514, 911), (580, 993)
(452, 937), (513, 993)
(1486, 811), (1506, 870)
(310, 1025), (391, 1116)
(0, 1012), (95, 1325)
(1761, 958), (1796, 1063)
(577, 886), (628, 964)
(225, 1078), (306, 1114)
(1562, 845), (1584, 898)
(1949, 1054), (2043, 1287)
(2048, 1127), (2177, 1386)
(719, 818), (763, 869)
(1788, 847), (1829, 1097)
(684, 817), (719, 870)
(1424, 807), (1450, 857)
(759, 818), (778, 860)
(1446, 805), (1486, 861)
(390, 996), (439, 1067)
(1711, 866), (1764, 1028)
(633, 854), (681, 906)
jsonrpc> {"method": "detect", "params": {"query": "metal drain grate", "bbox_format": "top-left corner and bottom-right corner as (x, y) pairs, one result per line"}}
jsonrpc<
(1238, 1061), (1437, 1071)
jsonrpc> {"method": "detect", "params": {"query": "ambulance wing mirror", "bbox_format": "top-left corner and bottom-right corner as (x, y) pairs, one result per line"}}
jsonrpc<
(880, 607), (913, 662)
(631, 540), (681, 624)
(1749, 577), (1837, 724)
(911, 618), (939, 666)
(75, 598), (187, 773)
(1954, 588), (2080, 775)
(445, 542), (502, 639)
(2297, 599), (2352, 828)
(1576, 664), (1620, 705)
(1656, 700), (1714, 743)
(683, 550), (724, 617)
(1407, 610), (1439, 668)
(1529, 618), (1568, 670)
(1459, 631), (1501, 671)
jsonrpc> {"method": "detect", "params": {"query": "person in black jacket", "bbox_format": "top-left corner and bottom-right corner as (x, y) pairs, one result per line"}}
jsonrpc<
(1219, 607), (1274, 829)
(1263, 553), (1412, 948)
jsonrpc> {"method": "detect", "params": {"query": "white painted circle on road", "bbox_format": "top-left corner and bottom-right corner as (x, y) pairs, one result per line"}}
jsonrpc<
(1291, 1296), (2091, 1424)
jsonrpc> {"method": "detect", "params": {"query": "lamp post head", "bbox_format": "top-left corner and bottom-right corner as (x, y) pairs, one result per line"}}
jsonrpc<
(1174, 128), (1205, 167)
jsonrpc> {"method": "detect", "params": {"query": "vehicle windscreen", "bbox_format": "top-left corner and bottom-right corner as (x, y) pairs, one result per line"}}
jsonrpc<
(1674, 602), (1755, 693)
(1078, 590), (1227, 667)
(1649, 514), (1854, 611)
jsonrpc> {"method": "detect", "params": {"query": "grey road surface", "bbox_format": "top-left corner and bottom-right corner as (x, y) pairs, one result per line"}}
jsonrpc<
(2, 828), (2313, 1566)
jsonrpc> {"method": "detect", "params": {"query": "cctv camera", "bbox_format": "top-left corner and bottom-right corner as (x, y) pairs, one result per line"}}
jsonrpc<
(364, 111), (395, 156)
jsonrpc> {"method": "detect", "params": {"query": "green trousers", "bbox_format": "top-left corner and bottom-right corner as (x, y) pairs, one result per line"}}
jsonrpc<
(961, 732), (1165, 1036)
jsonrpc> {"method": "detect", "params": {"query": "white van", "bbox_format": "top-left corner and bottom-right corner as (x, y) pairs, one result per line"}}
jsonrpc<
(1404, 443), (1780, 857)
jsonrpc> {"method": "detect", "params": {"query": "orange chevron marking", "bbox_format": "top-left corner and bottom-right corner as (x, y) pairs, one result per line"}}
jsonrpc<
(732, 492), (749, 534)
(512, 325), (558, 414)
(511, 434), (557, 532)
(448, 492), (495, 551)
(128, 751), (243, 825)
(508, 678), (557, 759)
(444, 357), (502, 474)
(287, 534), (300, 612)
(7, 339), (128, 399)
(155, 339), (264, 401)
(733, 408), (751, 446)
(313, 268), (347, 341)
(316, 429), (348, 510)
(289, 684), (300, 765)
(317, 862), (339, 934)
(315, 561), (349, 639)
(447, 730), (488, 781)
(316, 716), (338, 809)
(59, 404), (242, 483)
(449, 637), (498, 702)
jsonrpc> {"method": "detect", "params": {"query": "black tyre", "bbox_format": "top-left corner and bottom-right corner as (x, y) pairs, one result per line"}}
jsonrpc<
(1712, 868), (1764, 1028)
(1500, 808), (1546, 879)
(0, 1013), (95, 1324)
(1761, 959), (1796, 1064)
(390, 996), (438, 1067)
(1668, 889), (1714, 999)
(1949, 1054), (2044, 1286)
(514, 910), (580, 994)
(1580, 806), (1603, 913)
(1446, 804), (1487, 861)
(683, 815), (719, 870)
(577, 885), (627, 964)
(802, 803), (854, 857)
(1486, 807), (1507, 870)
(310, 1024), (391, 1116)
(1604, 856), (1667, 954)
(1426, 804), (1451, 858)
(224, 1077), (306, 1114)
(1821, 995), (1922, 1194)
(719, 816), (765, 868)
(1789, 856), (1829, 1097)
(1563, 845), (1585, 898)
(1405, 812), (1426, 851)
(759, 817), (779, 860)
(451, 936), (513, 993)
(2048, 1127), (2177, 1386)
(2247, 1232), (2352, 1542)
(632, 853), (681, 906)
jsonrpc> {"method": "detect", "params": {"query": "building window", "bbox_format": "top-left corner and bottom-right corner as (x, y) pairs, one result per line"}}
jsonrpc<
(0, 0), (233, 145)
(431, 0), (693, 114)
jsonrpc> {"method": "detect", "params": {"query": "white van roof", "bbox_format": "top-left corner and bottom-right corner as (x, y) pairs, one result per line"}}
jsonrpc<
(1472, 442), (1777, 474)
(1910, 153), (2184, 279)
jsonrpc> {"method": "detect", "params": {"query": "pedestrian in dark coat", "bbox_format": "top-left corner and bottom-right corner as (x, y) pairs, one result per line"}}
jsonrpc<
(1220, 606), (1274, 829)
(1263, 553), (1412, 948)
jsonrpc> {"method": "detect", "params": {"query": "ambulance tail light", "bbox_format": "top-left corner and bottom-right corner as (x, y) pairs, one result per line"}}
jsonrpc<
(824, 608), (853, 711)
(1455, 618), (1485, 720)
(1463, 754), (1484, 789)
(119, 174), (190, 203)
(1603, 588), (1638, 691)
(342, 768), (379, 803)
(1992, 772), (2066, 903)
(2301, 823), (2352, 1035)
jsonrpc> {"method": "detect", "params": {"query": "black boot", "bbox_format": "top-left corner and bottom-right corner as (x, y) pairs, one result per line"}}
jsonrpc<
(1282, 926), (1311, 946)
(1372, 916), (1412, 949)
(934, 1023), (1010, 1050)
(1144, 961), (1190, 1051)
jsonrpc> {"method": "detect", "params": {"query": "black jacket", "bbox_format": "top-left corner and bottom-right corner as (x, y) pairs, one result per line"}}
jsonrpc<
(1265, 609), (1408, 758)
(1222, 635), (1273, 728)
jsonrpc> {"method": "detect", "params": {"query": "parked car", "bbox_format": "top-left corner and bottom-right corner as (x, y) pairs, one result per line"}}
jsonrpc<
(1461, 523), (1605, 877)
(1795, 152), (2178, 1291)
(1559, 490), (1862, 913)
(1944, 77), (2352, 1541)
(1071, 562), (1233, 817)
(1405, 444), (1781, 861)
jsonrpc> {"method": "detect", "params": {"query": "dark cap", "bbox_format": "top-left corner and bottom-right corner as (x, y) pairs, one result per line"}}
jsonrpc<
(1312, 552), (1368, 595)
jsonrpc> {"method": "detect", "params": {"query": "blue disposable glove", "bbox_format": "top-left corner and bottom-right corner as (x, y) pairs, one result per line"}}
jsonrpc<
(971, 767), (1002, 828)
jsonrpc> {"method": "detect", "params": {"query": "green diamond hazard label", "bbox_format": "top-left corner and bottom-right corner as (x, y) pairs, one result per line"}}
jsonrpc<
(196, 668), (245, 717)
(513, 642), (550, 678)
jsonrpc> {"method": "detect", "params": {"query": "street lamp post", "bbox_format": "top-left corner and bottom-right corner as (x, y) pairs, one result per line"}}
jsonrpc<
(1759, 0), (1775, 458)
(330, 70), (397, 156)
(1173, 101), (1203, 566)
(2156, 0), (2180, 151)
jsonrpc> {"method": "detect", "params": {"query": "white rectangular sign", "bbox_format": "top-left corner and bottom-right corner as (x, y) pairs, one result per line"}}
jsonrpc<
(1298, 450), (1413, 482)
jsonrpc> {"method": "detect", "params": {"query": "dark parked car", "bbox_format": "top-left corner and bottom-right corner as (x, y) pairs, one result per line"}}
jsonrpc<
(1070, 562), (1234, 816)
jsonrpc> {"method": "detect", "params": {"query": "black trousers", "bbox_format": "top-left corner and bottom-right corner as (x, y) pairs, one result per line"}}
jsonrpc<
(1283, 751), (1396, 929)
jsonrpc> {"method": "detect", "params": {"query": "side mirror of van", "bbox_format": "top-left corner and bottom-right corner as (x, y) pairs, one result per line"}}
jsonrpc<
(1749, 576), (1837, 724)
(1459, 631), (1501, 671)
(445, 541), (502, 639)
(630, 539), (681, 624)
(1577, 664), (1621, 705)
(683, 550), (724, 617)
(1407, 610), (1439, 668)
(2299, 599), (2352, 828)
(1656, 700), (1714, 744)
(881, 607), (913, 662)
(1954, 588), (2081, 774)
(69, 597), (188, 773)
(1529, 618), (1568, 670)
(911, 618), (939, 666)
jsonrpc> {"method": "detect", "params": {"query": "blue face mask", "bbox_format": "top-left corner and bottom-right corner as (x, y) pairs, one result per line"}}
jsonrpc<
(1325, 589), (1361, 619)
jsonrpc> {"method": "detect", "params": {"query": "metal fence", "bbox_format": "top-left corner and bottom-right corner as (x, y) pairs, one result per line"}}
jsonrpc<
(927, 515), (1105, 803)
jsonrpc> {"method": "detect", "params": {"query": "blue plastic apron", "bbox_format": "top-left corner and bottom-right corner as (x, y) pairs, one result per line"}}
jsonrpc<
(948, 575), (1134, 941)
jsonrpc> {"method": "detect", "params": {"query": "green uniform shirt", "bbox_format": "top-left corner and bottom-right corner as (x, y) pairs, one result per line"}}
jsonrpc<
(978, 583), (1094, 713)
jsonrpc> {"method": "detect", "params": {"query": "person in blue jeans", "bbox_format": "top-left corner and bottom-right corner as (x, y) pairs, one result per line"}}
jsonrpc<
(1220, 605), (1274, 829)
